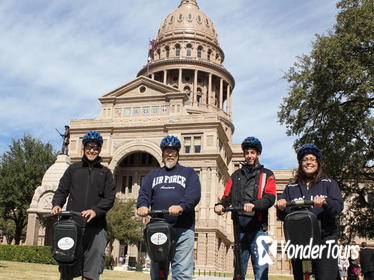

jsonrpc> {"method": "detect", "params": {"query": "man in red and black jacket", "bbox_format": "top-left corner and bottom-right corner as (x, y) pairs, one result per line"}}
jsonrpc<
(215, 136), (276, 280)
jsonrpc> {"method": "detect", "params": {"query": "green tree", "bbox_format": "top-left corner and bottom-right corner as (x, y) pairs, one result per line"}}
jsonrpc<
(107, 199), (144, 248)
(0, 215), (16, 244)
(278, 0), (373, 241)
(0, 135), (56, 244)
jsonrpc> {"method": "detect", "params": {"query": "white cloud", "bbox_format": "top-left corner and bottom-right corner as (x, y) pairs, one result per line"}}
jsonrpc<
(0, 0), (338, 169)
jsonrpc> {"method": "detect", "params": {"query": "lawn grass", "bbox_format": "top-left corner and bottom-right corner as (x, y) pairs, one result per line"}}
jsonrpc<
(0, 261), (149, 280)
(0, 260), (292, 280)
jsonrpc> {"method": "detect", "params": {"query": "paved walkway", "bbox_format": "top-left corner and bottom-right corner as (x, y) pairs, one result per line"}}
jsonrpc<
(194, 276), (252, 280)
(194, 277), (232, 280)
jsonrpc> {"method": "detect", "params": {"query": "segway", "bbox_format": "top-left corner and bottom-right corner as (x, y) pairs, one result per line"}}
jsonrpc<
(283, 199), (321, 280)
(143, 209), (176, 280)
(223, 206), (249, 280)
(43, 211), (86, 279)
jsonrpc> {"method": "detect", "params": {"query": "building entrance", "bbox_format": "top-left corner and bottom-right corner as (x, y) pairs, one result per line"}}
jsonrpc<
(114, 151), (160, 200)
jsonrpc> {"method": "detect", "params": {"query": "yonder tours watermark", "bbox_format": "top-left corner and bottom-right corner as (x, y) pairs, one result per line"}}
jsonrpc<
(256, 236), (359, 266)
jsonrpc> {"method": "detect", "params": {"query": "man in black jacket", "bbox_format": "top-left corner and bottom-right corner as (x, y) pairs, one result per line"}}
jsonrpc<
(214, 136), (276, 280)
(51, 130), (116, 280)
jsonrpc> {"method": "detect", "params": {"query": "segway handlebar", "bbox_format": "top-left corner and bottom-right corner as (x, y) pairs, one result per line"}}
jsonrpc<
(222, 206), (244, 212)
(43, 210), (83, 220)
(148, 209), (170, 216)
(285, 199), (314, 207)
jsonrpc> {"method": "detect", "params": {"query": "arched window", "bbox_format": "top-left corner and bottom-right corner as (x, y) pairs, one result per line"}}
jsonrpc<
(186, 44), (192, 56)
(178, 14), (183, 21)
(188, 14), (192, 21)
(207, 49), (212, 61)
(165, 46), (170, 58)
(175, 44), (181, 57)
(197, 46), (203, 58)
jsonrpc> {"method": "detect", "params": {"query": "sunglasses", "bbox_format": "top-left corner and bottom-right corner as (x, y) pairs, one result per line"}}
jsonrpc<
(163, 150), (178, 156)
(85, 144), (101, 151)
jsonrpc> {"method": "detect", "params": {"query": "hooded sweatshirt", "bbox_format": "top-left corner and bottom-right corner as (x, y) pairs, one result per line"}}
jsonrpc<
(137, 163), (201, 230)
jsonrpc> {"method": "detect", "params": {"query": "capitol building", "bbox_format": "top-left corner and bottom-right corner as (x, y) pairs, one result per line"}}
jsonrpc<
(25, 0), (295, 274)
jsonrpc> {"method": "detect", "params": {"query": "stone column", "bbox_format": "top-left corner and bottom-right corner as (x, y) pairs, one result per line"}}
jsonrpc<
(225, 243), (234, 272)
(151, 73), (155, 80)
(219, 79), (223, 110)
(128, 244), (139, 260)
(208, 73), (212, 106)
(200, 169), (207, 220)
(193, 69), (198, 104)
(196, 232), (207, 270)
(163, 70), (167, 84)
(25, 213), (40, 245)
(209, 169), (218, 220)
(227, 85), (231, 115)
(178, 68), (183, 90)
(206, 232), (216, 270)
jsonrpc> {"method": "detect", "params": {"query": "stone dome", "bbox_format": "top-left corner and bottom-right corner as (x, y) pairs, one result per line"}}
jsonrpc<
(157, 0), (218, 45)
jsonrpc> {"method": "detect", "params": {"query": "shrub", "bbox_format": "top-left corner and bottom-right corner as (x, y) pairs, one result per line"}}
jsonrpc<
(0, 245), (56, 264)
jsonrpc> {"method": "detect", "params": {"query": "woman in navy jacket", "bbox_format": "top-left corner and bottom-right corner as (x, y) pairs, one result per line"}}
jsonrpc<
(277, 144), (343, 280)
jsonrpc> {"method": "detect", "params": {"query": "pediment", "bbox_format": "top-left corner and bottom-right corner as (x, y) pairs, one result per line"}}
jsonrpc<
(100, 76), (180, 100)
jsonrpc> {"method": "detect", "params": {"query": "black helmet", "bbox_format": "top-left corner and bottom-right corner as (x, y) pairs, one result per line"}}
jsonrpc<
(241, 136), (262, 154)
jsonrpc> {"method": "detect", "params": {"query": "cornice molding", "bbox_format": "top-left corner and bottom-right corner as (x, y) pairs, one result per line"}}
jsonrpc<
(137, 59), (235, 88)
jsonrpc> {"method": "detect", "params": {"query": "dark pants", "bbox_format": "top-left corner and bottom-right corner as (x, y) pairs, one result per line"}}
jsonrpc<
(291, 235), (339, 280)
(60, 227), (108, 280)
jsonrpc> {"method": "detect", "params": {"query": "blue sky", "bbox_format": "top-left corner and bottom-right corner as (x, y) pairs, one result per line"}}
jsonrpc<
(0, 0), (338, 169)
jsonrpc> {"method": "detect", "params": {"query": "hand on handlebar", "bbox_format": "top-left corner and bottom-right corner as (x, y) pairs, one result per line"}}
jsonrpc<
(214, 204), (224, 215)
(137, 206), (149, 217)
(313, 196), (326, 208)
(243, 203), (255, 213)
(168, 205), (183, 216)
(276, 199), (287, 211)
(51, 206), (62, 215)
(82, 209), (96, 222)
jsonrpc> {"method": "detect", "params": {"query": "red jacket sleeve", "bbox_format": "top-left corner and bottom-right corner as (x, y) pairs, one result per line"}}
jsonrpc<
(217, 178), (233, 207)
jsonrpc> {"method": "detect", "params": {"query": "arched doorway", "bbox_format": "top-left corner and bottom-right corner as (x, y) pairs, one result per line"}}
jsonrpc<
(114, 151), (160, 199)
(113, 151), (160, 263)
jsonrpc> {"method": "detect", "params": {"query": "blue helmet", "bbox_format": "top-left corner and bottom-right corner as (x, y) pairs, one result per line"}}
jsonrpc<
(160, 135), (181, 151)
(297, 144), (322, 162)
(82, 130), (103, 146)
(241, 136), (262, 154)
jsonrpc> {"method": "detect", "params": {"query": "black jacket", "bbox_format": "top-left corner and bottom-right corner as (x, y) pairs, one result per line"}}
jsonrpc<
(219, 164), (276, 228)
(52, 156), (116, 229)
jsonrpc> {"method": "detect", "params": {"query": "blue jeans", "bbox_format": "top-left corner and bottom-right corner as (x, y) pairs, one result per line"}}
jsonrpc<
(151, 228), (194, 280)
(240, 229), (269, 280)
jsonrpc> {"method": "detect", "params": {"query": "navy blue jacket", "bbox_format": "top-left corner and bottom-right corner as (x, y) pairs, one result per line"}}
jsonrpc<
(277, 177), (343, 237)
(137, 163), (201, 230)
